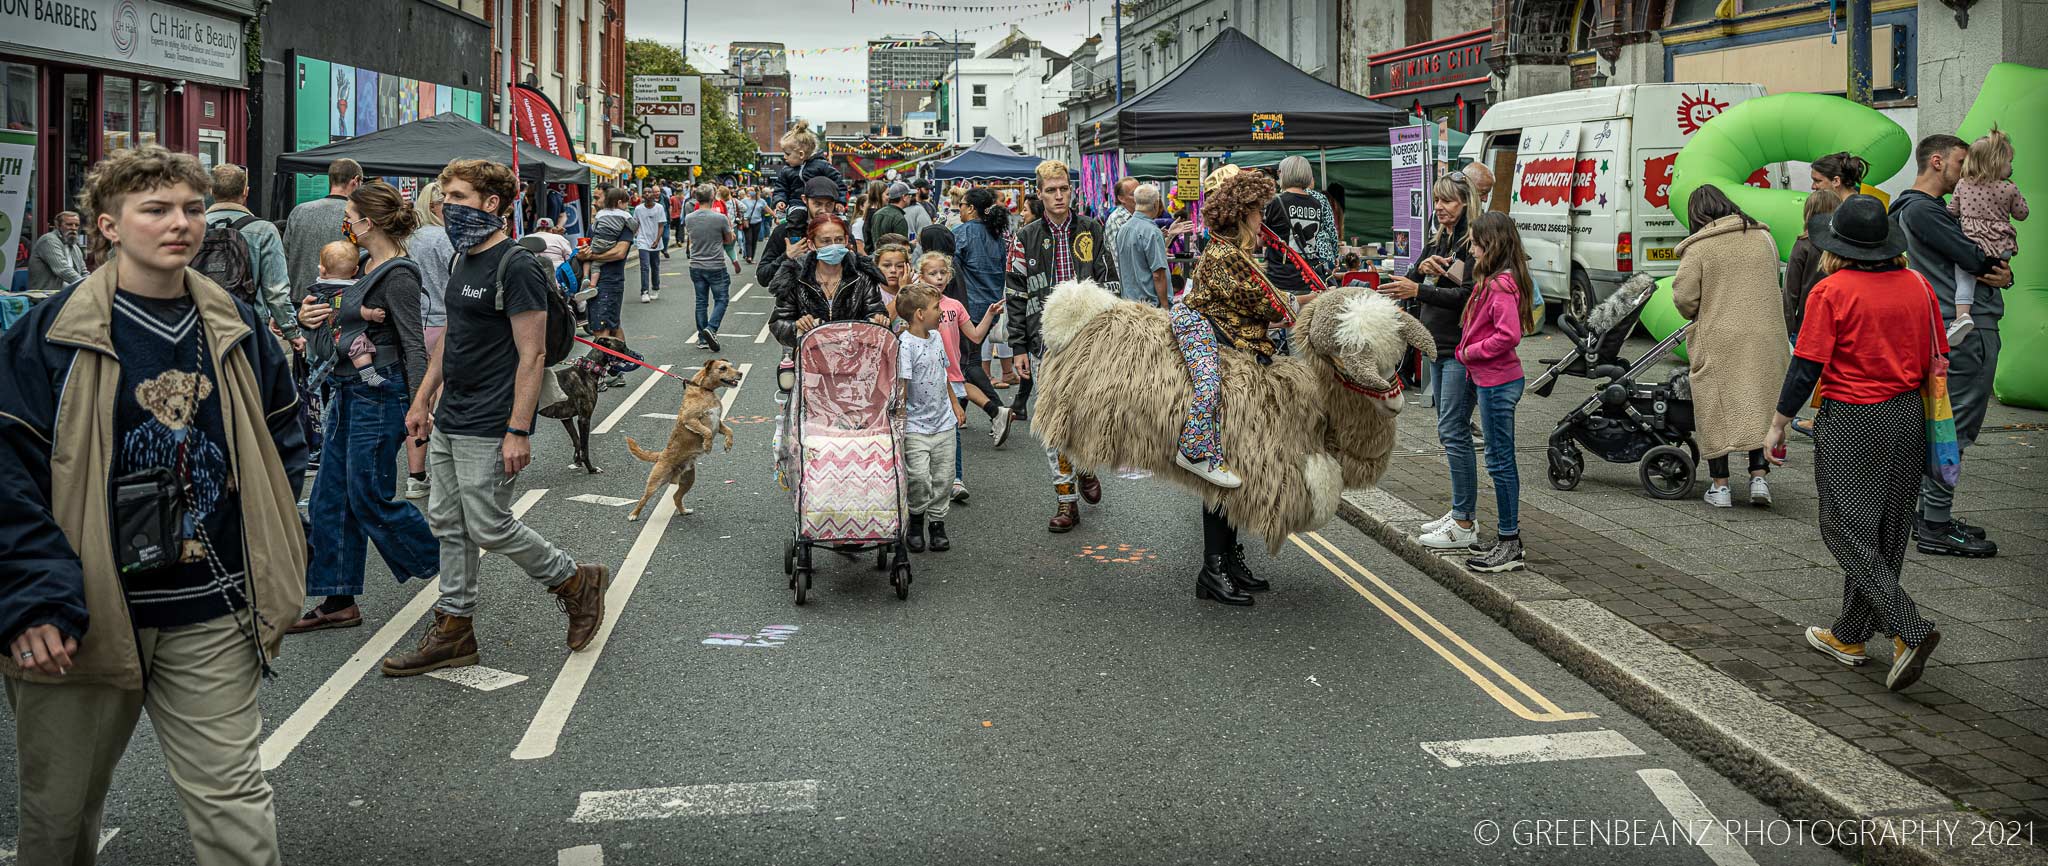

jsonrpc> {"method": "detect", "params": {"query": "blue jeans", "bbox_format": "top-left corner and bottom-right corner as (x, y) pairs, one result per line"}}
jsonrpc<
(639, 249), (661, 293)
(1433, 357), (1479, 523)
(692, 266), (731, 335)
(306, 365), (439, 596)
(1476, 376), (1525, 536)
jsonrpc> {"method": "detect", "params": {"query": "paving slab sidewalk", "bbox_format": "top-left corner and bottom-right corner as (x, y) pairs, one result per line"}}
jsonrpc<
(1343, 328), (2046, 863)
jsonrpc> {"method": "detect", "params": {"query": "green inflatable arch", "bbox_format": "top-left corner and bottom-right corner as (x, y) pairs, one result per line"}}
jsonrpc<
(1638, 93), (1911, 360)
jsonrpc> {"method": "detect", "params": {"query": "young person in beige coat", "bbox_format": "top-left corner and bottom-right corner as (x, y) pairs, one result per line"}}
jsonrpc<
(1674, 185), (1790, 508)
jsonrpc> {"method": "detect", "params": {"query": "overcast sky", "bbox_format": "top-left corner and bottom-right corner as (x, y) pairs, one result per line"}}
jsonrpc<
(627, 0), (1106, 123)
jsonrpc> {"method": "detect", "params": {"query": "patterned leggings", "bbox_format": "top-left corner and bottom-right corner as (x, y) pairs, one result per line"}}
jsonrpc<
(1170, 303), (1224, 463)
(1816, 392), (1935, 646)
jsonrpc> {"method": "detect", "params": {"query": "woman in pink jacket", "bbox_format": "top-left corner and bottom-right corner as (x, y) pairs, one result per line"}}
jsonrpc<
(1455, 212), (1539, 573)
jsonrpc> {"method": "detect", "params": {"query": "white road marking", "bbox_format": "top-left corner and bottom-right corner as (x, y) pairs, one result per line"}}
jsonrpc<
(717, 332), (753, 338)
(591, 365), (674, 435)
(557, 844), (604, 866)
(723, 310), (766, 316)
(1420, 729), (1643, 768)
(753, 320), (772, 344)
(425, 664), (529, 692)
(2, 829), (119, 862)
(569, 781), (820, 822)
(512, 485), (681, 760)
(641, 412), (677, 420)
(569, 494), (639, 507)
(1638, 769), (1762, 866)
(261, 491), (546, 772)
(729, 284), (751, 304)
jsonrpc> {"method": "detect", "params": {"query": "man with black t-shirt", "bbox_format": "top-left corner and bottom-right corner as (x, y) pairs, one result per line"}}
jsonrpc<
(388, 159), (610, 677)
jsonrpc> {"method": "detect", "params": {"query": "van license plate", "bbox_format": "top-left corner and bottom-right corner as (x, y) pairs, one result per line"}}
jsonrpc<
(1645, 247), (1679, 261)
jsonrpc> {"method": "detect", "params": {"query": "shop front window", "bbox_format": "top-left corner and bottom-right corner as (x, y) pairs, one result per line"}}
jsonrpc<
(138, 80), (163, 147)
(103, 76), (134, 152)
(2, 63), (34, 131)
(62, 74), (91, 218)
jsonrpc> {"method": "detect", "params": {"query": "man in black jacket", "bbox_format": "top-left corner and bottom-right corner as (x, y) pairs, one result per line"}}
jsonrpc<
(1005, 160), (1118, 533)
(757, 177), (844, 289)
(1890, 133), (2014, 557)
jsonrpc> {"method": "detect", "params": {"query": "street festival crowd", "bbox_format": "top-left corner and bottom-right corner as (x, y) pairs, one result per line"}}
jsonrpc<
(0, 113), (2023, 862)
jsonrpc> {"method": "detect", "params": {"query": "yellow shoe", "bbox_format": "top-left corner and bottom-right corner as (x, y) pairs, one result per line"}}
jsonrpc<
(1805, 627), (1868, 666)
(1888, 632), (1941, 691)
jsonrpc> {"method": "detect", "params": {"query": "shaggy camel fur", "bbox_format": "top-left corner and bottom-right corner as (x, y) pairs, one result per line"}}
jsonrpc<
(1031, 282), (1434, 551)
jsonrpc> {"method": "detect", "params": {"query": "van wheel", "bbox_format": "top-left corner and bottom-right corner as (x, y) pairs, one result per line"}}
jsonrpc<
(1568, 268), (1595, 324)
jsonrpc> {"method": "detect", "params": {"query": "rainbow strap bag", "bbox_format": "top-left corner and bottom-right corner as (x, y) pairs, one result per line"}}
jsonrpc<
(1919, 285), (1962, 487)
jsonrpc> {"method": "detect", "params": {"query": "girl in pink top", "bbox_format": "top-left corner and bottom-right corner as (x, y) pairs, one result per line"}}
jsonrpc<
(1453, 212), (1539, 573)
(1948, 127), (2027, 339)
(915, 251), (1005, 499)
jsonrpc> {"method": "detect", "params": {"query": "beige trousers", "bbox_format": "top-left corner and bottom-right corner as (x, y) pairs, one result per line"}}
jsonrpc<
(5, 611), (280, 866)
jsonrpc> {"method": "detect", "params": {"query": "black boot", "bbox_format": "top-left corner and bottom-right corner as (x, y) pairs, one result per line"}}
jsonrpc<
(907, 514), (926, 553)
(1227, 543), (1270, 592)
(926, 521), (950, 551)
(1196, 554), (1254, 605)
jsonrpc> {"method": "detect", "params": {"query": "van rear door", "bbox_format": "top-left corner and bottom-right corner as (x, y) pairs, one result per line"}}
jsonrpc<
(1510, 122), (1584, 302)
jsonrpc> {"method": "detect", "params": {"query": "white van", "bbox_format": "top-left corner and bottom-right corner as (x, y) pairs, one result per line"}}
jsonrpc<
(1459, 83), (1781, 321)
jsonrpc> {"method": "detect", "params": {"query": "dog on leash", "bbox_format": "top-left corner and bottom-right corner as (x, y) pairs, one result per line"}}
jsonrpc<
(624, 358), (743, 520)
(540, 335), (631, 474)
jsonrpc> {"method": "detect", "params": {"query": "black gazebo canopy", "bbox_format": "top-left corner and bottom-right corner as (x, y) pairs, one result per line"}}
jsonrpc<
(1080, 28), (1407, 154)
(276, 112), (591, 185)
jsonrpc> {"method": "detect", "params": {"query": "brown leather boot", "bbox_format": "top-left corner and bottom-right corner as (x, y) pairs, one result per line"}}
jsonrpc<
(1047, 501), (1080, 533)
(380, 611), (479, 677)
(552, 563), (612, 651)
(1078, 473), (1103, 504)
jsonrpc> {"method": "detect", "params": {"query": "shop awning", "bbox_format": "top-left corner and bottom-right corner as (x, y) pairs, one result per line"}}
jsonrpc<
(932, 136), (1074, 181)
(275, 112), (591, 185)
(578, 153), (632, 179)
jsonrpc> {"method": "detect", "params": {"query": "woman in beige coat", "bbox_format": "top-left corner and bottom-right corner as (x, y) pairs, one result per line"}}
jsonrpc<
(1674, 184), (1790, 508)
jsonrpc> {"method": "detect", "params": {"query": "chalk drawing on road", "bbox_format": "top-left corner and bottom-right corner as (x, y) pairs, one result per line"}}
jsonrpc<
(426, 665), (530, 692)
(570, 780), (820, 822)
(570, 494), (640, 507)
(1075, 544), (1157, 564)
(704, 624), (799, 648)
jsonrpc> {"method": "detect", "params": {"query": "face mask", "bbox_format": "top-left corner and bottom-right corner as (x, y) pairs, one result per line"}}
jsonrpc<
(342, 218), (362, 245)
(815, 244), (851, 265)
(442, 202), (505, 250)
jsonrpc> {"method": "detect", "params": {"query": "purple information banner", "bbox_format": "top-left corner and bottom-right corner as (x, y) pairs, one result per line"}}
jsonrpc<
(1389, 125), (1431, 274)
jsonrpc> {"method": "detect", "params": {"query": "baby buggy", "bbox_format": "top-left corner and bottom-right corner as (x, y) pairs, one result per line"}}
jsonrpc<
(775, 321), (913, 605)
(1529, 274), (1701, 500)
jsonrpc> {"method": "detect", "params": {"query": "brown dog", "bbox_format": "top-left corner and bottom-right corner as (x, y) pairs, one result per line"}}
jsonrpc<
(624, 359), (743, 520)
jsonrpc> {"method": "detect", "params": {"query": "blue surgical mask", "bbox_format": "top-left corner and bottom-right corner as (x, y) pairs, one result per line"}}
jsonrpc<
(815, 244), (851, 265)
(442, 202), (505, 251)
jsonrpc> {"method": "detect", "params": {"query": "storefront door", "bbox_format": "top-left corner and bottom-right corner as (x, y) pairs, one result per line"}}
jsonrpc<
(57, 73), (91, 223)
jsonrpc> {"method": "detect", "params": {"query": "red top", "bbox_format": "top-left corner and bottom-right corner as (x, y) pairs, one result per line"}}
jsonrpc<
(936, 296), (969, 383)
(1796, 266), (1948, 404)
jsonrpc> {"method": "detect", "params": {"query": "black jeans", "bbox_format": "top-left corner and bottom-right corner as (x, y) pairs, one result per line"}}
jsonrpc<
(1709, 449), (1769, 479)
(1201, 505), (1237, 557)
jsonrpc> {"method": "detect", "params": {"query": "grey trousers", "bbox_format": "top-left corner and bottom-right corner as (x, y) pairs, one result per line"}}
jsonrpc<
(426, 429), (576, 616)
(905, 429), (957, 521)
(1919, 328), (2000, 524)
(6, 612), (280, 866)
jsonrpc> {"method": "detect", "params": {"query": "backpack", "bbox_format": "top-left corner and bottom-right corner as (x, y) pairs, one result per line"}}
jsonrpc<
(195, 214), (260, 306)
(455, 241), (577, 366)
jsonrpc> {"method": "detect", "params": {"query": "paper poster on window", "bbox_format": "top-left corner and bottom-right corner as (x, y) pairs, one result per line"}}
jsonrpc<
(0, 131), (36, 292)
(419, 82), (437, 121)
(1389, 125), (1431, 274)
(400, 78), (419, 124)
(436, 86), (453, 117)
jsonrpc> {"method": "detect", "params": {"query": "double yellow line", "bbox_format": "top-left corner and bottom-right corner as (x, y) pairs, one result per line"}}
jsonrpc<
(1289, 531), (1597, 723)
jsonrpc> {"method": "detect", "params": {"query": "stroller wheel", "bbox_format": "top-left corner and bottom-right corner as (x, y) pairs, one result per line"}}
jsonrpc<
(793, 567), (811, 605)
(892, 563), (912, 600)
(1640, 445), (1697, 500)
(876, 546), (891, 571)
(1547, 449), (1583, 491)
(784, 536), (796, 576)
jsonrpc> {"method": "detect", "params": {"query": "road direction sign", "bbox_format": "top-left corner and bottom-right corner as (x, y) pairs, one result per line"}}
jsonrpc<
(630, 75), (701, 166)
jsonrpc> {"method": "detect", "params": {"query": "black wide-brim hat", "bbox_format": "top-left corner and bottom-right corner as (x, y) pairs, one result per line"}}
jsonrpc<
(1811, 193), (1907, 261)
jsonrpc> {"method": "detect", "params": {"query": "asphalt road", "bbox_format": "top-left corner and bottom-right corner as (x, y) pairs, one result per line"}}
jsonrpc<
(1, 255), (1852, 865)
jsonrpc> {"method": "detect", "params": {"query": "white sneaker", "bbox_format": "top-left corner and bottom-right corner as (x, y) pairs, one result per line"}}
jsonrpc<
(1703, 484), (1732, 508)
(1175, 451), (1243, 488)
(1419, 510), (1457, 535)
(1749, 476), (1772, 507)
(651, 289), (661, 301)
(639, 291), (653, 304)
(1946, 315), (1975, 343)
(404, 476), (430, 501)
(1418, 521), (1479, 550)
(989, 406), (1014, 448)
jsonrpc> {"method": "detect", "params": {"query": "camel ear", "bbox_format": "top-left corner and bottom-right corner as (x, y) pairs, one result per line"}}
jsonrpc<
(1398, 312), (1437, 360)
(1342, 355), (1398, 394)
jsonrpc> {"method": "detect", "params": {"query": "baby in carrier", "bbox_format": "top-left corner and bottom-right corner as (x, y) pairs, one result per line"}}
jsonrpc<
(306, 240), (389, 385)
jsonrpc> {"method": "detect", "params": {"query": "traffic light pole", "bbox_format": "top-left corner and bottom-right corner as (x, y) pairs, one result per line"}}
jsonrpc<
(1846, 0), (1873, 104)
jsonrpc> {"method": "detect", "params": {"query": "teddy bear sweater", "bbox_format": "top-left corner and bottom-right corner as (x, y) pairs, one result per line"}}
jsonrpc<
(110, 290), (248, 630)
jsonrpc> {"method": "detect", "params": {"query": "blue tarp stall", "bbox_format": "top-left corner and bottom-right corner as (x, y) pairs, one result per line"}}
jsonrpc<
(932, 136), (1074, 182)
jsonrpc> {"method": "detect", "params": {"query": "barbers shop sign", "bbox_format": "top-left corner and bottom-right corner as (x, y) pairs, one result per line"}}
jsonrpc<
(0, 0), (245, 84)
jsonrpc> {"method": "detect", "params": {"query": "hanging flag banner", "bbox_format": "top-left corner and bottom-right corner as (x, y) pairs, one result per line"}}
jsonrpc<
(632, 75), (703, 166)
(509, 83), (578, 162)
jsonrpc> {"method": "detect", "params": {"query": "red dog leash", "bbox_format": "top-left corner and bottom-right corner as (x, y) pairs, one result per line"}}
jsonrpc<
(573, 336), (694, 383)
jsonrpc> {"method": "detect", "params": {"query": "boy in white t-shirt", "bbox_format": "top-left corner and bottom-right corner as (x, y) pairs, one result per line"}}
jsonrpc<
(896, 283), (963, 553)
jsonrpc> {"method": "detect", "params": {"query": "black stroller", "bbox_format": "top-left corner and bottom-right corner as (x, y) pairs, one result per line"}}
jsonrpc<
(1529, 274), (1701, 500)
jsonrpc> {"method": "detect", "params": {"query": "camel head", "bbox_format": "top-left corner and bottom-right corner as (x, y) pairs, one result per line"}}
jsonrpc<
(1295, 287), (1435, 414)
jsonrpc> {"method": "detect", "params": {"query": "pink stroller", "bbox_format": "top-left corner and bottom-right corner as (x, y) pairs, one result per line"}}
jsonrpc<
(776, 321), (911, 605)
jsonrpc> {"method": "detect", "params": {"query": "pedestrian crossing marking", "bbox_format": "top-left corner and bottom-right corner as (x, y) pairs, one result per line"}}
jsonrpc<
(570, 780), (820, 822)
(1421, 730), (1643, 768)
(570, 494), (640, 507)
(1290, 531), (1597, 723)
(426, 665), (529, 692)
